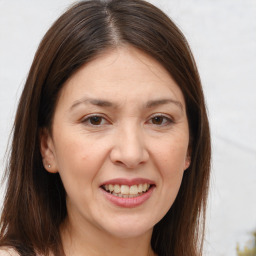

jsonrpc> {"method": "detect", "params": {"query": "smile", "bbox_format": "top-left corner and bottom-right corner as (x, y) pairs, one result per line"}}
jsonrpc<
(100, 178), (155, 207)
(102, 184), (151, 198)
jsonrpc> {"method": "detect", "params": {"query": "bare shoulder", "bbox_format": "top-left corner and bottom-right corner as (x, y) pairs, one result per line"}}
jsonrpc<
(0, 247), (20, 256)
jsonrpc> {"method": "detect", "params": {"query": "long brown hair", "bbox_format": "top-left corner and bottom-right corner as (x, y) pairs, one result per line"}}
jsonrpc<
(0, 0), (211, 255)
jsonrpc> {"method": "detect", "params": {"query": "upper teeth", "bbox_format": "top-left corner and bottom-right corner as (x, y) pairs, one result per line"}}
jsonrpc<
(103, 184), (150, 195)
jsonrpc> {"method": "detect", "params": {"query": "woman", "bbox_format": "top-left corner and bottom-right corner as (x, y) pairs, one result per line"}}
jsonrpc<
(0, 0), (211, 255)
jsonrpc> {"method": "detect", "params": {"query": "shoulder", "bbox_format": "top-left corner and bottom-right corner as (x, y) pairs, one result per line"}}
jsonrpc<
(0, 247), (20, 256)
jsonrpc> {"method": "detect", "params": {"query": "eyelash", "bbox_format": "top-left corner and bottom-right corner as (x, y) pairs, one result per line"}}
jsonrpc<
(147, 114), (174, 126)
(81, 114), (110, 126)
(81, 114), (174, 127)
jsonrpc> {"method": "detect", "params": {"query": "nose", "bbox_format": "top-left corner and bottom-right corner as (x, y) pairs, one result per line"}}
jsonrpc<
(110, 123), (149, 169)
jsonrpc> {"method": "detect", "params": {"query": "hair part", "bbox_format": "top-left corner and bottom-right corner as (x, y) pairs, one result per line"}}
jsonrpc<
(0, 1), (211, 256)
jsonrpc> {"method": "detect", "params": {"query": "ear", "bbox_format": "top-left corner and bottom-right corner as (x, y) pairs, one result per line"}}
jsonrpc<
(184, 147), (191, 171)
(39, 128), (58, 173)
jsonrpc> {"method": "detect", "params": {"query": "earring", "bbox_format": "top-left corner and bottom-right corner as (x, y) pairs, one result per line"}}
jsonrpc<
(48, 164), (51, 168)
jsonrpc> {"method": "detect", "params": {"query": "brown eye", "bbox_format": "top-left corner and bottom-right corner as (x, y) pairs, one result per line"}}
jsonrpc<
(89, 116), (103, 125)
(149, 115), (173, 126)
(152, 116), (164, 125)
(82, 115), (108, 126)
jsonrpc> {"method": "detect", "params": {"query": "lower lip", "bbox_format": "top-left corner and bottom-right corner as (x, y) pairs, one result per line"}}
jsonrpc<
(101, 186), (155, 208)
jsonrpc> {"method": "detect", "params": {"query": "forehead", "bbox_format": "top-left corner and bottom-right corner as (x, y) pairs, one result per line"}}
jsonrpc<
(58, 46), (185, 107)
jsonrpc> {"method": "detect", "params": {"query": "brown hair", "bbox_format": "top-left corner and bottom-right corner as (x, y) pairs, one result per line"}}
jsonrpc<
(0, 0), (211, 255)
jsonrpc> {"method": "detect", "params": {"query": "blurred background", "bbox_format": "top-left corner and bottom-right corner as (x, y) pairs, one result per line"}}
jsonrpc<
(0, 0), (255, 255)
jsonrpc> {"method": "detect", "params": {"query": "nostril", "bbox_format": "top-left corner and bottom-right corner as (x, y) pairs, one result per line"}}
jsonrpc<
(114, 159), (139, 169)
(115, 160), (124, 166)
(111, 152), (149, 169)
(109, 134), (149, 168)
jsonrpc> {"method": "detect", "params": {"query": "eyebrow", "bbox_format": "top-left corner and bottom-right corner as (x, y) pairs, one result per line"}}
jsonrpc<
(70, 97), (183, 111)
(145, 98), (183, 110)
(70, 98), (117, 111)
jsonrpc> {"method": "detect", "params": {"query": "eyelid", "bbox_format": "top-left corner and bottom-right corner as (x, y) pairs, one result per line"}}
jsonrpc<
(79, 113), (174, 127)
(81, 114), (111, 126)
(147, 113), (175, 125)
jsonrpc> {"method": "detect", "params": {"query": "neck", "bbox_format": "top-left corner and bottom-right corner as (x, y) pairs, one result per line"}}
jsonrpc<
(60, 217), (156, 256)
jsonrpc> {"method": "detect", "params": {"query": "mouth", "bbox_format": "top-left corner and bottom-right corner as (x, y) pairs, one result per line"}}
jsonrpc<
(101, 183), (153, 198)
(100, 178), (156, 207)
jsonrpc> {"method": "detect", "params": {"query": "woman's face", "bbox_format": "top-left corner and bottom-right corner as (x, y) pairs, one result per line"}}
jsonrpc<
(41, 46), (190, 239)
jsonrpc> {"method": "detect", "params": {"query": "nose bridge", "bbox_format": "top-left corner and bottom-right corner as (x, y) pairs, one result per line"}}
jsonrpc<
(110, 119), (148, 168)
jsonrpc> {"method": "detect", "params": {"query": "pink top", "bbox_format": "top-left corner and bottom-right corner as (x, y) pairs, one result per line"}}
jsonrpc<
(0, 248), (45, 256)
(0, 248), (20, 256)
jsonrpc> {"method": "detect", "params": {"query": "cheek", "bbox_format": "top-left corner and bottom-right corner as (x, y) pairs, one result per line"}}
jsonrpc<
(53, 134), (105, 191)
(152, 135), (188, 194)
(54, 129), (103, 166)
(153, 137), (188, 174)
(147, 138), (188, 225)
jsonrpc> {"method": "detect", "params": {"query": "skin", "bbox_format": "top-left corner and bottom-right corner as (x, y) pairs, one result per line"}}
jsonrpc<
(40, 46), (190, 256)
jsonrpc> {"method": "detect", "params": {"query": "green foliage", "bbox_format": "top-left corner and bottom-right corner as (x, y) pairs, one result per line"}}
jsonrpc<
(236, 232), (256, 256)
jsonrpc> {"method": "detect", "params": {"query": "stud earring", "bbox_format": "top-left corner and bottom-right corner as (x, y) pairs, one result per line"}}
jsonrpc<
(48, 164), (51, 168)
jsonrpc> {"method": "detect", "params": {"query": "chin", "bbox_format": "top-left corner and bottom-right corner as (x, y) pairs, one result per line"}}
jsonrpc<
(100, 216), (155, 239)
(108, 227), (153, 240)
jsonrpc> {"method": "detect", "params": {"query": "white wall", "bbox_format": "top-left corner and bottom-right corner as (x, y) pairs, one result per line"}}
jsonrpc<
(0, 0), (256, 255)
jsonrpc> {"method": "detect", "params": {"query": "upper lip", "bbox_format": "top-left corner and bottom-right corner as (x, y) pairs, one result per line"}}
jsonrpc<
(100, 178), (155, 187)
